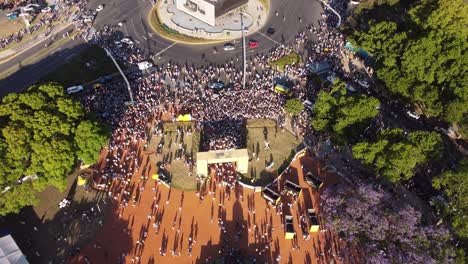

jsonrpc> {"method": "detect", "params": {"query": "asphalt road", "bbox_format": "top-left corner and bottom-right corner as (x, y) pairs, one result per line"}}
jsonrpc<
(88, 0), (323, 65)
(0, 0), (323, 95)
(0, 36), (87, 98)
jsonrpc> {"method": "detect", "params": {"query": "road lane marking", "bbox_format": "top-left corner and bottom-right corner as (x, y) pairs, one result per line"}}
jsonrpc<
(258, 32), (280, 45)
(155, 43), (176, 57)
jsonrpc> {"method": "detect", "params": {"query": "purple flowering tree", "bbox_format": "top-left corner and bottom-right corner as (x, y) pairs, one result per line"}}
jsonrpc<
(321, 183), (454, 263)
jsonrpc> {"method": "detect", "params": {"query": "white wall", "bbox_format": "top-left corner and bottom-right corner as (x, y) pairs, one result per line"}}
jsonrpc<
(176, 0), (216, 26)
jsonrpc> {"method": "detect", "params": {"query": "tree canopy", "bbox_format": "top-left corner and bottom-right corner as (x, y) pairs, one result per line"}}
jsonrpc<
(0, 83), (109, 216)
(284, 98), (303, 116)
(311, 81), (380, 144)
(433, 159), (468, 239)
(348, 0), (468, 134)
(352, 128), (443, 183)
(321, 183), (455, 263)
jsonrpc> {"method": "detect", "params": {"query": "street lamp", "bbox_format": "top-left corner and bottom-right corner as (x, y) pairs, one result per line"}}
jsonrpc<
(104, 48), (134, 104)
(240, 8), (246, 89)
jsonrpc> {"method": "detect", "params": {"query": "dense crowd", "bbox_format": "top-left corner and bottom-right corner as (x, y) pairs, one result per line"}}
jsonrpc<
(0, 0), (88, 49)
(75, 0), (366, 184)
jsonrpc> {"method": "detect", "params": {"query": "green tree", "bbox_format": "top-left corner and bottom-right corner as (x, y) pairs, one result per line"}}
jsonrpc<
(433, 159), (468, 239)
(0, 82), (109, 215)
(0, 182), (39, 216)
(284, 98), (304, 116)
(311, 81), (380, 143)
(353, 129), (443, 183)
(75, 120), (109, 165)
(349, 0), (468, 130)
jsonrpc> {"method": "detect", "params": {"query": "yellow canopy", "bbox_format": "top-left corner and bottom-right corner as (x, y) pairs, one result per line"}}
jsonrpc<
(309, 225), (319, 233)
(77, 175), (87, 186)
(285, 232), (295, 240)
(152, 174), (159, 180)
(177, 114), (192, 122)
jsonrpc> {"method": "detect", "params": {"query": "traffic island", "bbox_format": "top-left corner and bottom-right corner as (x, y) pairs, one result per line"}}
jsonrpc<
(149, 0), (270, 44)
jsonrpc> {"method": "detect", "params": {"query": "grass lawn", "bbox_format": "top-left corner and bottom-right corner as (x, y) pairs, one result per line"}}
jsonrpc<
(270, 52), (303, 72)
(41, 45), (119, 87)
(148, 122), (199, 191)
(245, 119), (300, 185)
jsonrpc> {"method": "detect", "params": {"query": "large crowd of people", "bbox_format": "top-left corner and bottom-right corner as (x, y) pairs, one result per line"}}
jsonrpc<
(74, 0), (368, 190)
(0, 0), (89, 49)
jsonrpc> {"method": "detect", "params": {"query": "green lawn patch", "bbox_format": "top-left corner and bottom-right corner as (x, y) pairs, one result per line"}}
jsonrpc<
(42, 45), (119, 87)
(245, 123), (300, 186)
(270, 52), (303, 72)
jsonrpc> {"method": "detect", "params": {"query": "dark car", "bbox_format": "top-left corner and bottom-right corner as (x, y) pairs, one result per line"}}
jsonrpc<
(266, 27), (275, 36)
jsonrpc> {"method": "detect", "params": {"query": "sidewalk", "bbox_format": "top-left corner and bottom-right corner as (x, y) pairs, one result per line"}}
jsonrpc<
(0, 21), (73, 63)
(157, 0), (269, 40)
(0, 5), (80, 63)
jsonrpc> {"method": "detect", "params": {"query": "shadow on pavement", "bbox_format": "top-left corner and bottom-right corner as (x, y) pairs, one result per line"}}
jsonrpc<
(0, 43), (90, 100)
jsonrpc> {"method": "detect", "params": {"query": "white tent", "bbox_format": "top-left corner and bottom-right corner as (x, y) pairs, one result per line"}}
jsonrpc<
(0, 235), (28, 264)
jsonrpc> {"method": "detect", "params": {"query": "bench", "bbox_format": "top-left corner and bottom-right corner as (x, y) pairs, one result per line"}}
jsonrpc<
(283, 179), (302, 196)
(304, 172), (323, 189)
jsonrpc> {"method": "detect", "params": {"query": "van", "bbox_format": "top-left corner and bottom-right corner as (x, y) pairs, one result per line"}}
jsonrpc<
(66, 85), (84, 94)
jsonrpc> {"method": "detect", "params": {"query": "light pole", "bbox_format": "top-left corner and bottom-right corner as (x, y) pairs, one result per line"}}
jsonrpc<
(104, 48), (134, 103)
(319, 0), (341, 27)
(240, 9), (246, 89)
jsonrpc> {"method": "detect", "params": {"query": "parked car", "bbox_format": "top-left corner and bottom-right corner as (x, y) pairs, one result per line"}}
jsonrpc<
(303, 100), (314, 110)
(326, 72), (337, 83)
(41, 7), (51, 13)
(266, 27), (275, 36)
(345, 83), (356, 92)
(6, 11), (19, 20)
(223, 43), (235, 51)
(358, 80), (370, 88)
(208, 82), (224, 89)
(249, 39), (259, 48)
(137, 61), (153, 71)
(96, 5), (104, 12)
(121, 37), (134, 45)
(66, 85), (84, 94)
(406, 110), (420, 120)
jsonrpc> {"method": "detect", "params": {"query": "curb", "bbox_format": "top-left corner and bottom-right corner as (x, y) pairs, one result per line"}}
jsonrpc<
(148, 5), (229, 45)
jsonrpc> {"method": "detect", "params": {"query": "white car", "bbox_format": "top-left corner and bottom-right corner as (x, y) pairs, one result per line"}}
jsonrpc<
(66, 85), (84, 94)
(406, 110), (420, 120)
(326, 72), (337, 83)
(23, 4), (39, 12)
(345, 84), (356, 92)
(303, 100), (314, 110)
(96, 5), (104, 12)
(41, 7), (51, 13)
(121, 38), (134, 45)
(358, 80), (370, 88)
(223, 43), (235, 51)
(137, 61), (153, 71)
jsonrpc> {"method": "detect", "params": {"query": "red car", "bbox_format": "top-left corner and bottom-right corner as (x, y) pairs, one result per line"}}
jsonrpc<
(249, 39), (259, 48)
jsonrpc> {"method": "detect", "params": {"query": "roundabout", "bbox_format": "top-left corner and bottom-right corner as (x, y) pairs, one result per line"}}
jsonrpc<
(87, 0), (323, 64)
(150, 0), (267, 43)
